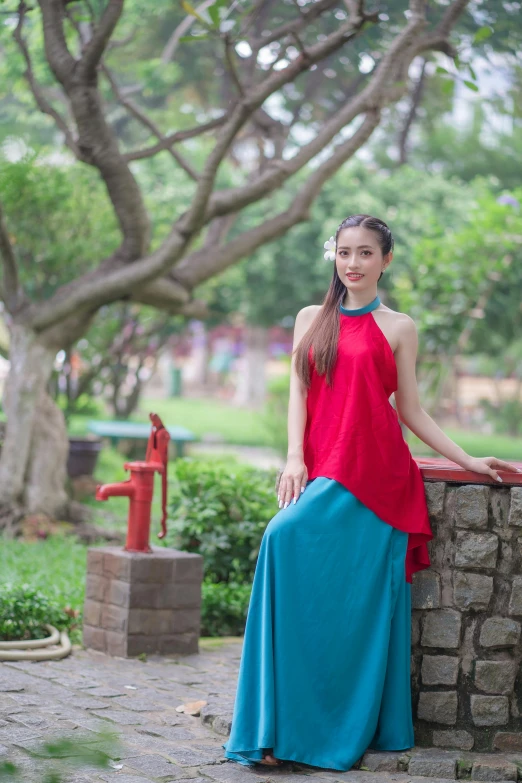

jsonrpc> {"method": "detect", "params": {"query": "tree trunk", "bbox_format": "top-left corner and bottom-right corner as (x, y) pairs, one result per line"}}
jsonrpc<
(191, 323), (210, 389)
(233, 324), (268, 408)
(0, 324), (69, 530)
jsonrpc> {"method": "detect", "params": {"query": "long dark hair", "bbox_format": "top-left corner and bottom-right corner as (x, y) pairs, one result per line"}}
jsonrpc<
(293, 214), (394, 389)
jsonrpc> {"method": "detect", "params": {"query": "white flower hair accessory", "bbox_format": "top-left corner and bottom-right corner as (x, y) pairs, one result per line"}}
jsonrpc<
(323, 235), (336, 261)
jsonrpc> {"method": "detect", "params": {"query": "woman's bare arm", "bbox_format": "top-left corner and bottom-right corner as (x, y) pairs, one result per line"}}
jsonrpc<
(286, 307), (316, 459)
(393, 315), (521, 482)
(278, 306), (320, 509)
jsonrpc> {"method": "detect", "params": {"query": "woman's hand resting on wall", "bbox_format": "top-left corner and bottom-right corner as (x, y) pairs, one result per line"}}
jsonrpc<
(462, 455), (522, 483)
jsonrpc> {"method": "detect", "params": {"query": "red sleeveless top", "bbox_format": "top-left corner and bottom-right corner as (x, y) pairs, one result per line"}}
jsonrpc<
(303, 299), (433, 583)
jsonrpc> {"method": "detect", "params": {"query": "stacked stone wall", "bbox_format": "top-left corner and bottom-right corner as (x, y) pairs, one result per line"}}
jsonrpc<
(413, 482), (522, 752)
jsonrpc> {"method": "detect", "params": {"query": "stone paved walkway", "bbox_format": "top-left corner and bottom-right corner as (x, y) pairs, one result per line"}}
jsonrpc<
(2, 638), (522, 783)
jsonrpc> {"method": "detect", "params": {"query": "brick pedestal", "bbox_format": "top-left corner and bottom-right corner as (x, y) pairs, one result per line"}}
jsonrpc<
(82, 545), (203, 657)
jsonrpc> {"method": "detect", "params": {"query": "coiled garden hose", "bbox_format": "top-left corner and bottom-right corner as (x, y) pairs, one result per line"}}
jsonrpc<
(0, 624), (71, 661)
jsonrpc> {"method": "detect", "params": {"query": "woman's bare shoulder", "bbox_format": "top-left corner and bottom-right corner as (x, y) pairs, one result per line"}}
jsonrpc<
(378, 304), (415, 328)
(292, 305), (322, 345)
(296, 304), (322, 325)
(373, 305), (416, 353)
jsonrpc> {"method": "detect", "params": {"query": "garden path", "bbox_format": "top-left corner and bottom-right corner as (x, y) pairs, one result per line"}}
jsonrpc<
(1, 639), (521, 783)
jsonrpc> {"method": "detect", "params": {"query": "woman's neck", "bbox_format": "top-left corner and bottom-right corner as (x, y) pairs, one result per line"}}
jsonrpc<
(341, 291), (378, 310)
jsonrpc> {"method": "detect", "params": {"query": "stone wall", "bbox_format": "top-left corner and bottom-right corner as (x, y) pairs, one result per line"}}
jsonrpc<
(412, 480), (522, 752)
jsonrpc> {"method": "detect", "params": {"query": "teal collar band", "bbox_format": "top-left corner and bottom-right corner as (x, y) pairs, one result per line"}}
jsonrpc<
(339, 295), (380, 316)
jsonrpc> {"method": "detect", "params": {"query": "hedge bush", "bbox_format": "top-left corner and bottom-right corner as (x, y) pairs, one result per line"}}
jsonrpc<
(201, 580), (252, 637)
(166, 457), (278, 585)
(0, 583), (78, 641)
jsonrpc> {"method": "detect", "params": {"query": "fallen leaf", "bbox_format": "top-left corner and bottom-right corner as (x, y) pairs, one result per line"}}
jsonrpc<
(176, 699), (207, 716)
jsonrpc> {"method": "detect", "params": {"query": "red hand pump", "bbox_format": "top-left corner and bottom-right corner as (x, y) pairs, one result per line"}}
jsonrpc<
(95, 413), (171, 553)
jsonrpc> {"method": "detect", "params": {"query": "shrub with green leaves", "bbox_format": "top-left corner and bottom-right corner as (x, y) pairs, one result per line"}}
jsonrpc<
(0, 583), (77, 641)
(201, 580), (252, 637)
(167, 457), (277, 584)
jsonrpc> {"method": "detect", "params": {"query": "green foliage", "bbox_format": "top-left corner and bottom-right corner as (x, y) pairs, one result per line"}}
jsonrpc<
(166, 456), (278, 635)
(408, 427), (522, 462)
(394, 183), (522, 356)
(260, 366), (291, 458)
(0, 728), (121, 782)
(0, 582), (78, 641)
(0, 535), (86, 642)
(51, 303), (184, 421)
(0, 760), (19, 780)
(200, 158), (477, 331)
(0, 154), (119, 301)
(166, 457), (276, 583)
(200, 579), (251, 636)
(478, 398), (522, 438)
(55, 392), (104, 419)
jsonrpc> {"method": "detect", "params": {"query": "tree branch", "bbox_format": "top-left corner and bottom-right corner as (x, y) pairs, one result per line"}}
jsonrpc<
(161, 0), (216, 64)
(123, 116), (228, 162)
(408, 0), (470, 60)
(26, 0), (375, 335)
(202, 9), (426, 222)
(435, 0), (470, 38)
(0, 201), (19, 312)
(128, 275), (190, 310)
(129, 215), (238, 311)
(223, 33), (245, 98)
(13, 2), (81, 159)
(203, 0), (468, 222)
(24, 0), (470, 334)
(39, 0), (76, 83)
(173, 110), (382, 289)
(176, 1), (374, 239)
(107, 29), (137, 51)
(247, 0), (355, 53)
(126, 282), (211, 317)
(38, 0), (150, 261)
(102, 65), (199, 180)
(398, 57), (427, 165)
(27, 110), (381, 333)
(77, 0), (124, 79)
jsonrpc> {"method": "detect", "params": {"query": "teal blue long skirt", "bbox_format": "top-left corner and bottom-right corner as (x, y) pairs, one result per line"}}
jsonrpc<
(222, 476), (414, 772)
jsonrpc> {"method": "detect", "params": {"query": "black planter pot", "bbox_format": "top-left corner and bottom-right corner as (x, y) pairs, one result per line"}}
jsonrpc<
(67, 436), (103, 478)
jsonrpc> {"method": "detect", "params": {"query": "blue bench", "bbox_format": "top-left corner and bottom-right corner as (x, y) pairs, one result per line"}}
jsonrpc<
(87, 420), (196, 458)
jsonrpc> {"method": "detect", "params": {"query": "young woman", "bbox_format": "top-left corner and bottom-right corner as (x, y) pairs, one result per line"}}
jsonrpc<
(222, 214), (520, 772)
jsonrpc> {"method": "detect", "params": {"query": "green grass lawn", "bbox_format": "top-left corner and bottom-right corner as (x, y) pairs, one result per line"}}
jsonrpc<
(66, 395), (522, 459)
(0, 534), (88, 643)
(0, 535), (88, 605)
(409, 428), (522, 462)
(66, 396), (273, 447)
